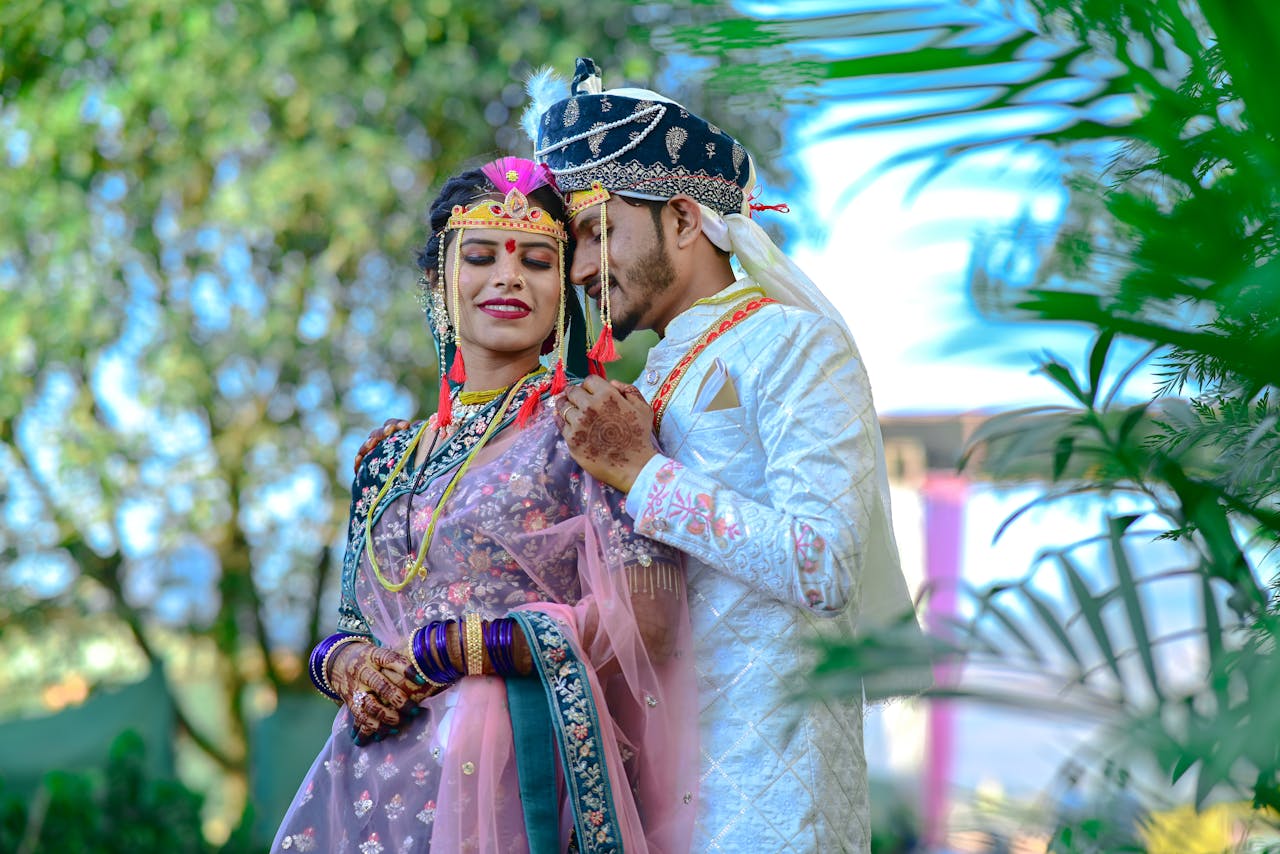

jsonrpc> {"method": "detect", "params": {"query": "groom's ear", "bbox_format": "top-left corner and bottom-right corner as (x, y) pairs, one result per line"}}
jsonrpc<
(667, 194), (703, 250)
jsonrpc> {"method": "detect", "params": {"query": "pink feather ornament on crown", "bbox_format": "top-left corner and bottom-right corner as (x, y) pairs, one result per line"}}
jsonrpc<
(446, 157), (567, 241)
(481, 156), (555, 197)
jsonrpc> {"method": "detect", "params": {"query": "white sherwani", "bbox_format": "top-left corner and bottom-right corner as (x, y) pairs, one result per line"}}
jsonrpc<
(625, 280), (901, 853)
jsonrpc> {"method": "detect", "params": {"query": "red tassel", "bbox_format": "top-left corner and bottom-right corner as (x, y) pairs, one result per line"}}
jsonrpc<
(436, 379), (453, 429)
(588, 358), (608, 378)
(587, 324), (618, 363)
(447, 348), (467, 384)
(746, 186), (791, 219)
(549, 359), (568, 396)
(515, 381), (547, 429)
(748, 201), (790, 217)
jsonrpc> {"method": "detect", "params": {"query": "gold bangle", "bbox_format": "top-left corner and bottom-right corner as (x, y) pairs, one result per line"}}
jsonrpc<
(463, 614), (485, 676)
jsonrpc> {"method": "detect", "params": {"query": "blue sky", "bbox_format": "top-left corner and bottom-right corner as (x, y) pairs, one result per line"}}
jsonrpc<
(791, 128), (1156, 416)
(723, 0), (1151, 416)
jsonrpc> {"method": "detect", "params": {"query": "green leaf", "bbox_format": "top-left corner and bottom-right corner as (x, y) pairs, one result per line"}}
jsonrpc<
(1171, 750), (1197, 785)
(1115, 404), (1150, 443)
(1106, 516), (1162, 702)
(1086, 329), (1114, 405)
(1019, 583), (1085, 671)
(971, 586), (1047, 665)
(1040, 359), (1088, 404)
(1052, 434), (1075, 480)
(1057, 554), (1122, 686)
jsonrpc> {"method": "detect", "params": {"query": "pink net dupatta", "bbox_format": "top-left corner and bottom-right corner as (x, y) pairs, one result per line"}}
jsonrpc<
(279, 410), (698, 854)
(428, 420), (699, 853)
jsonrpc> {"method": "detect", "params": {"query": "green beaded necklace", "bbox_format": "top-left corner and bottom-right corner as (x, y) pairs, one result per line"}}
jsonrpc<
(363, 372), (536, 592)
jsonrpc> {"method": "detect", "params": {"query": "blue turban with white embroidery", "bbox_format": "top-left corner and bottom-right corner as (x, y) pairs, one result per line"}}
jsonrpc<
(534, 59), (754, 216)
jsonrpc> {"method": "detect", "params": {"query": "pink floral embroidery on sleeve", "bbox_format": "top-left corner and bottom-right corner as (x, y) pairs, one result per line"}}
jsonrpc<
(654, 459), (681, 485)
(667, 487), (742, 543)
(671, 490), (713, 535)
(795, 522), (830, 610)
(794, 521), (826, 573)
(641, 459), (682, 524)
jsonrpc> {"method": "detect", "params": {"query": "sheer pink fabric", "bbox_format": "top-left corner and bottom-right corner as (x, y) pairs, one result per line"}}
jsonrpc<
(273, 409), (698, 853)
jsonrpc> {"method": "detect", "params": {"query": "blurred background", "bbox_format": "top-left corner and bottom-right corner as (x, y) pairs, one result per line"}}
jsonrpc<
(2, 0), (1277, 851)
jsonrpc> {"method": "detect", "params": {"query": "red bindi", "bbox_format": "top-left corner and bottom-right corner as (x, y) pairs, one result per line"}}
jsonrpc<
(504, 239), (516, 254)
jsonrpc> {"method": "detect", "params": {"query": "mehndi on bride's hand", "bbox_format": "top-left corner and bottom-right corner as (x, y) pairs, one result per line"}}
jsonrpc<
(328, 641), (435, 745)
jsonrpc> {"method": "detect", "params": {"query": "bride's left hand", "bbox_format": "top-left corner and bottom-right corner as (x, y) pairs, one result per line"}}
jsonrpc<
(329, 643), (435, 745)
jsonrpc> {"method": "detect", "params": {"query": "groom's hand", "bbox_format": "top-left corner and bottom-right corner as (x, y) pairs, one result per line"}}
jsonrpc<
(554, 375), (656, 493)
(354, 418), (413, 473)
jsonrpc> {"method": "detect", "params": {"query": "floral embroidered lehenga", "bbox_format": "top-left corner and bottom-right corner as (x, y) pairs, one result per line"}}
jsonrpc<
(272, 389), (698, 854)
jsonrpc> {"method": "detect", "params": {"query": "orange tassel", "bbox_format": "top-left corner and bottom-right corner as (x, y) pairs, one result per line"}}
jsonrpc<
(587, 324), (618, 363)
(549, 359), (568, 396)
(515, 381), (547, 428)
(436, 379), (453, 429)
(447, 348), (467, 384)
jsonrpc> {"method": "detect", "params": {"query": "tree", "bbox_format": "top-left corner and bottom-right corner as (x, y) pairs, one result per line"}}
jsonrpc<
(0, 731), (227, 854)
(0, 0), (773, 834)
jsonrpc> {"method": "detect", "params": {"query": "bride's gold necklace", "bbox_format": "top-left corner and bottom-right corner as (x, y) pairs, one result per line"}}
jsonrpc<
(451, 385), (505, 423)
(433, 366), (547, 435)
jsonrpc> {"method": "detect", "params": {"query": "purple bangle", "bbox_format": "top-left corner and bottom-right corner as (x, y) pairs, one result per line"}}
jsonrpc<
(503, 619), (517, 674)
(414, 624), (441, 684)
(412, 621), (461, 687)
(308, 631), (362, 702)
(482, 620), (498, 675)
(499, 618), (515, 676)
(486, 618), (517, 676)
(433, 620), (465, 682)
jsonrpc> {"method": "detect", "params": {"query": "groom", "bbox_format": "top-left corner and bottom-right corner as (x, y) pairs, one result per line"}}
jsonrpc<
(539, 59), (919, 852)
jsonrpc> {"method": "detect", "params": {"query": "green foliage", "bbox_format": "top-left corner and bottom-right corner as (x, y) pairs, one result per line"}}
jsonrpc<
(0, 730), (255, 854)
(953, 338), (1278, 815)
(686, 0), (1280, 835)
(968, 0), (1280, 821)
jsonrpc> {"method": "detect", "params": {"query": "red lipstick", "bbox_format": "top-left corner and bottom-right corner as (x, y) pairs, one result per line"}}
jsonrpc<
(478, 298), (532, 319)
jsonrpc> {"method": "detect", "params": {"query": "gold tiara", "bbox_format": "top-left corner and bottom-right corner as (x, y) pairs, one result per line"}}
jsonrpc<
(446, 187), (567, 242)
(566, 181), (612, 219)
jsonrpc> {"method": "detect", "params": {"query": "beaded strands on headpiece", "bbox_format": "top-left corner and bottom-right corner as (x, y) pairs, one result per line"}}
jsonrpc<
(549, 60), (619, 377)
(433, 227), (454, 429)
(566, 181), (615, 377)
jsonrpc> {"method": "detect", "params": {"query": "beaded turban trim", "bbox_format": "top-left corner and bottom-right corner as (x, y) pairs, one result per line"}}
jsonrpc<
(535, 60), (752, 216)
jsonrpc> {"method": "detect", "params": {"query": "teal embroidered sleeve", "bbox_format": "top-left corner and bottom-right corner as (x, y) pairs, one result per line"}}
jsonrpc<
(336, 424), (424, 636)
